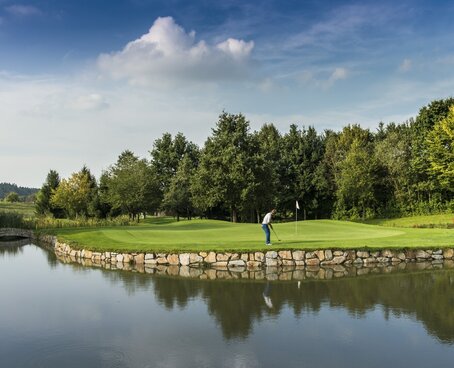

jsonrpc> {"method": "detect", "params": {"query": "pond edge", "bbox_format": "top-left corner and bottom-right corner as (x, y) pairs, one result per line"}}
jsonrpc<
(36, 233), (454, 270)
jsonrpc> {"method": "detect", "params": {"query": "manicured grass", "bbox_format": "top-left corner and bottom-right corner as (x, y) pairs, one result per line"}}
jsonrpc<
(0, 202), (35, 217)
(51, 217), (454, 253)
(361, 213), (454, 228)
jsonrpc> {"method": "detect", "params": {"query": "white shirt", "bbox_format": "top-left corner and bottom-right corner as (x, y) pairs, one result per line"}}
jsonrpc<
(262, 212), (273, 225)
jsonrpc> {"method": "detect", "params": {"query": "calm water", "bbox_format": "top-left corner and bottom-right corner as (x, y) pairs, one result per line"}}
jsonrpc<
(1, 242), (454, 368)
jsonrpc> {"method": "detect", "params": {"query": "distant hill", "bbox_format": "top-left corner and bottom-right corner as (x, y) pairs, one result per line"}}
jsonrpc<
(0, 183), (39, 199)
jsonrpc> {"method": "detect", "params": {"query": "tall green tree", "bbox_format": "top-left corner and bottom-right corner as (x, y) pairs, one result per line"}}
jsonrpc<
(374, 123), (413, 214)
(97, 171), (114, 218)
(106, 150), (159, 221)
(150, 132), (199, 208)
(80, 165), (100, 217)
(279, 125), (327, 219)
(325, 125), (379, 219)
(426, 106), (454, 193)
(251, 123), (281, 222)
(410, 98), (454, 201)
(35, 170), (64, 217)
(162, 155), (196, 221)
(192, 112), (256, 222)
(335, 138), (378, 219)
(50, 168), (96, 218)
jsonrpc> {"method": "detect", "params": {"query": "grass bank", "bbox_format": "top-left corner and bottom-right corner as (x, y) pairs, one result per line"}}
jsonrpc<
(0, 202), (35, 217)
(51, 216), (454, 253)
(361, 213), (454, 228)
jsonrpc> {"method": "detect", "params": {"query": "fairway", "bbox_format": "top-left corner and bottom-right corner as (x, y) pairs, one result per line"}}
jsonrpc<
(52, 218), (454, 253)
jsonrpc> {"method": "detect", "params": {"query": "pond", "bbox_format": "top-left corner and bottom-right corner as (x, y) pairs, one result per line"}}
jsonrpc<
(1, 242), (454, 368)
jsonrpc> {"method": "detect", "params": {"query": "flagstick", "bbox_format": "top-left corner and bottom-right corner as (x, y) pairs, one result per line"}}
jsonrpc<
(295, 204), (298, 235)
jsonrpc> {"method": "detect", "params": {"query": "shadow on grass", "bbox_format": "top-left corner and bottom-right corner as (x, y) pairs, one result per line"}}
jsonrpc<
(141, 217), (179, 225)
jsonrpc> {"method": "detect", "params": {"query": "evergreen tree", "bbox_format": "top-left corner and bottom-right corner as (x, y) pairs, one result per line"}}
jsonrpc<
(35, 170), (64, 217)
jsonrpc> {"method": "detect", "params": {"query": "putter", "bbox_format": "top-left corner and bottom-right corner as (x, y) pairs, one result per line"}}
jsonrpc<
(271, 227), (281, 242)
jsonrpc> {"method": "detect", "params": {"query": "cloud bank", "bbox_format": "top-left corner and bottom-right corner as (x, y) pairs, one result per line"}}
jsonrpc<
(98, 17), (255, 86)
(5, 4), (42, 17)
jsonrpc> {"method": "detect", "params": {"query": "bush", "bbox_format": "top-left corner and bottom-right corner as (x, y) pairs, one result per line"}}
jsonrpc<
(4, 192), (20, 203)
(0, 212), (31, 229)
(33, 215), (134, 229)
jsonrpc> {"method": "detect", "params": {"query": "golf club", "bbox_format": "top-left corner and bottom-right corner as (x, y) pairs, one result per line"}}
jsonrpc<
(271, 227), (281, 242)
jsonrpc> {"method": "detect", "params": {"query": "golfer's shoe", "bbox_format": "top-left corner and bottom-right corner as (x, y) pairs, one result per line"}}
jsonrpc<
(266, 243), (272, 246)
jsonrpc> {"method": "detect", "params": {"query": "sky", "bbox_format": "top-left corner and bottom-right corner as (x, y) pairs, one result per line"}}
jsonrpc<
(1, 0), (453, 187)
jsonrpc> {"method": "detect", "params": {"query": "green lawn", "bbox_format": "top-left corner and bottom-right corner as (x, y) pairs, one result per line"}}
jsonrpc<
(361, 213), (454, 228)
(51, 217), (454, 253)
(0, 202), (35, 217)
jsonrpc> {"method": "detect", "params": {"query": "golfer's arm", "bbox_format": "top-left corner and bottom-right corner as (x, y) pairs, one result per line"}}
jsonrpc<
(269, 223), (273, 229)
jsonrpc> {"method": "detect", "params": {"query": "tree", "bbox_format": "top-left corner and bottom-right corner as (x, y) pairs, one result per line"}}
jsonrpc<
(279, 125), (330, 219)
(410, 98), (454, 201)
(162, 155), (196, 221)
(325, 125), (379, 219)
(374, 123), (413, 214)
(335, 138), (378, 219)
(97, 171), (114, 218)
(4, 192), (19, 202)
(50, 168), (96, 218)
(192, 112), (256, 222)
(150, 132), (199, 208)
(426, 106), (454, 193)
(35, 170), (64, 217)
(106, 150), (160, 221)
(250, 124), (281, 222)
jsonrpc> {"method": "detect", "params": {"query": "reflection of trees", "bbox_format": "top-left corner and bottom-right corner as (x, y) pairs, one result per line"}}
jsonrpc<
(48, 253), (454, 343)
(0, 244), (24, 255)
(0, 238), (29, 254)
(149, 270), (454, 343)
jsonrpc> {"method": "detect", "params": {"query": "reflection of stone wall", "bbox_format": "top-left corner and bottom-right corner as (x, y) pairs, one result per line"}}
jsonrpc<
(39, 234), (454, 280)
(39, 234), (454, 271)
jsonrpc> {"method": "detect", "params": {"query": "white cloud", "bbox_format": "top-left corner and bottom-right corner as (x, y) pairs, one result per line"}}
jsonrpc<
(285, 4), (395, 51)
(70, 94), (109, 111)
(5, 4), (42, 17)
(97, 16), (255, 86)
(399, 58), (412, 72)
(330, 67), (348, 81)
(216, 38), (254, 60)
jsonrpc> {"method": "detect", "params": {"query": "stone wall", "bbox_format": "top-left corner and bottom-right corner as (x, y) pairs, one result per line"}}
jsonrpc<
(53, 250), (454, 281)
(38, 234), (454, 271)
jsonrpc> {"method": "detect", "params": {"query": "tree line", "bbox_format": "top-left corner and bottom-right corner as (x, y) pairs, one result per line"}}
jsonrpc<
(0, 183), (38, 202)
(35, 98), (454, 222)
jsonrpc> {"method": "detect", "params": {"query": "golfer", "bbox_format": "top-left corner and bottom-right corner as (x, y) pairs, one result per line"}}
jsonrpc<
(261, 209), (276, 245)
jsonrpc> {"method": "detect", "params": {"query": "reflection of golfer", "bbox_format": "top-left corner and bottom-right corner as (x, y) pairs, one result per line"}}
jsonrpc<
(261, 209), (276, 245)
(263, 282), (273, 309)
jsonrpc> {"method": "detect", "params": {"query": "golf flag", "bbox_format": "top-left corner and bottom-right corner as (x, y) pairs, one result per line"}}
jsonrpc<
(296, 200), (300, 210)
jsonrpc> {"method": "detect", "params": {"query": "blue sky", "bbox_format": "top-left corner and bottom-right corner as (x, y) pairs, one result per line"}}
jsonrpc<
(1, 0), (454, 186)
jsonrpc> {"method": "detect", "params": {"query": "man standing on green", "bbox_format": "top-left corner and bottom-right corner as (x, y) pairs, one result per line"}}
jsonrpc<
(261, 209), (276, 245)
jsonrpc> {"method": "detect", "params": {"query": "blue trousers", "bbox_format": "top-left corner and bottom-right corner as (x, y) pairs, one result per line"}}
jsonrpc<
(262, 224), (270, 244)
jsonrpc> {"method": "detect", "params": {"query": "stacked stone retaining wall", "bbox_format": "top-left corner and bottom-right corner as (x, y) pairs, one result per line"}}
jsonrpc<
(38, 234), (454, 271)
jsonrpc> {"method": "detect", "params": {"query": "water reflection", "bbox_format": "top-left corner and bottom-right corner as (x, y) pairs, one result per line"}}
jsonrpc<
(51, 250), (454, 343)
(0, 237), (29, 254)
(1, 244), (454, 368)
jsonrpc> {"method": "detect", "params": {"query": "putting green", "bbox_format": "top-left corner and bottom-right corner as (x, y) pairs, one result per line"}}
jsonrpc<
(51, 218), (454, 253)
